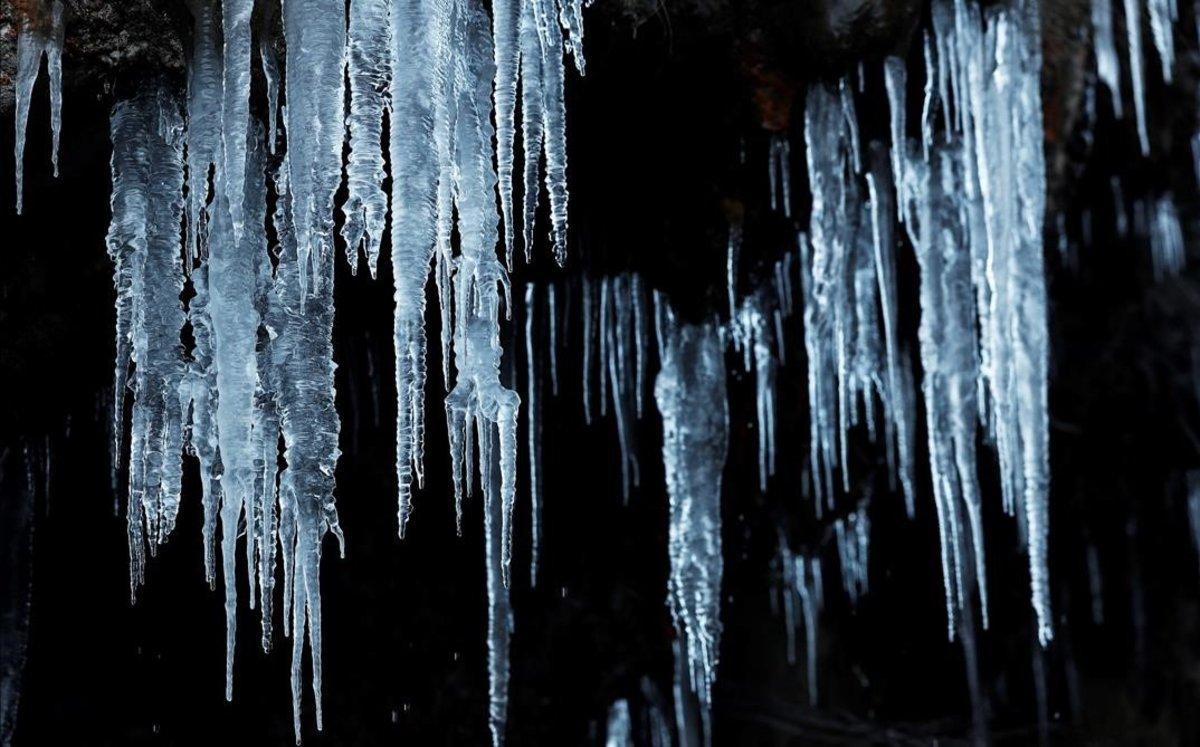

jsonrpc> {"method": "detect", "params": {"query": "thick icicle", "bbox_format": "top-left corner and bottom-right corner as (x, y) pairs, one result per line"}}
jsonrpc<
(209, 122), (269, 700)
(656, 316), (728, 743)
(107, 84), (188, 591)
(13, 0), (65, 214)
(270, 151), (345, 741)
(391, 0), (439, 537)
(282, 0), (346, 300)
(344, 0), (392, 275)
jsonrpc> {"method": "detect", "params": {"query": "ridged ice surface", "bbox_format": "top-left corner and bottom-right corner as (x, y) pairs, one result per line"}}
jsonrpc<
(655, 311), (728, 744)
(344, 0), (391, 274)
(13, 0), (64, 214)
(107, 85), (187, 588)
(282, 0), (346, 299)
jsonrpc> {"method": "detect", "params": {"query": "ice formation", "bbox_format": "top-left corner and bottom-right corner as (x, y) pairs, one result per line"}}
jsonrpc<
(802, 87), (916, 518)
(655, 311), (729, 743)
(1148, 193), (1186, 280)
(524, 284), (543, 585)
(13, 0), (1077, 736)
(1091, 0), (1123, 117)
(604, 699), (632, 747)
(13, 0), (64, 215)
(909, 0), (1050, 642)
(776, 539), (822, 705)
(1124, 0), (1151, 154)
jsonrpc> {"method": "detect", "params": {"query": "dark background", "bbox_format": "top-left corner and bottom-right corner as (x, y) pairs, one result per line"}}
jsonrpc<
(5, 1), (1200, 744)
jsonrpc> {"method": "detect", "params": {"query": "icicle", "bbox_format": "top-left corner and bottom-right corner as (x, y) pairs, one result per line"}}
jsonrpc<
(732, 289), (778, 493)
(185, 0), (223, 261)
(656, 316), (728, 743)
(604, 699), (632, 747)
(221, 0), (254, 247)
(1092, 0), (1124, 117)
(1124, 0), (1151, 154)
(525, 284), (543, 586)
(903, 143), (989, 632)
(391, 0), (439, 537)
(344, 0), (392, 275)
(484, 438), (514, 747)
(13, 0), (65, 214)
(548, 283), (560, 396)
(282, 0), (346, 301)
(108, 84), (187, 591)
(493, 0), (521, 269)
(599, 278), (610, 418)
(210, 121), (270, 700)
(795, 555), (819, 705)
(1149, 193), (1186, 280)
(271, 147), (346, 740)
(560, 0), (587, 73)
(1147, 0), (1178, 84)
(519, 0), (545, 262)
(259, 2), (282, 153)
(884, 56), (908, 220)
(531, 0), (570, 264)
(726, 218), (742, 315)
(866, 144), (916, 517)
(583, 277), (595, 423)
(633, 276), (648, 417)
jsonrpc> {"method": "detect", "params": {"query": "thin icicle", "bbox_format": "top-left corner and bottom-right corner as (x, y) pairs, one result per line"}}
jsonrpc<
(494, 0), (520, 268)
(1124, 0), (1151, 154)
(531, 0), (570, 264)
(524, 284), (543, 586)
(1147, 0), (1178, 84)
(13, 0), (65, 214)
(1092, 0), (1124, 117)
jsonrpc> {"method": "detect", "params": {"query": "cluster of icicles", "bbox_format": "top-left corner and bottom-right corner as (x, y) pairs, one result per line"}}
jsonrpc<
(7, 0), (1076, 743)
(14, 0), (582, 741)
